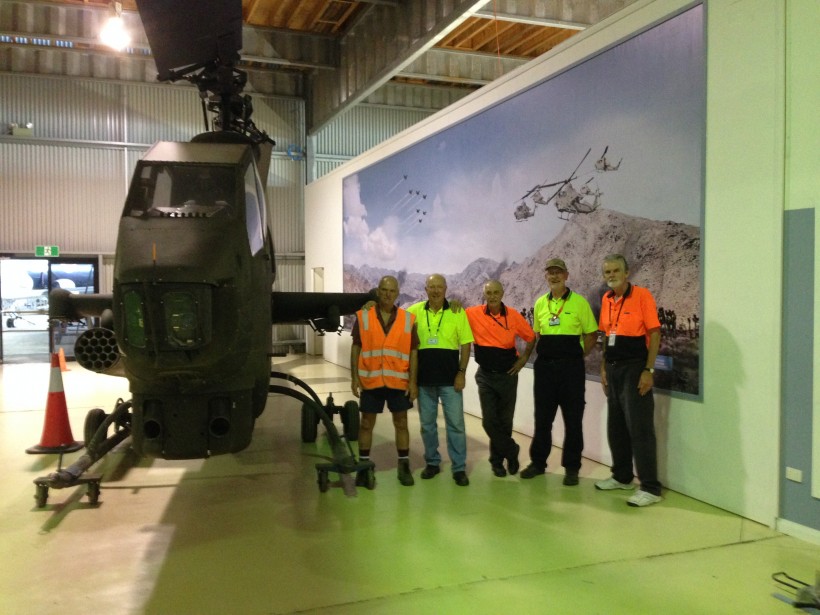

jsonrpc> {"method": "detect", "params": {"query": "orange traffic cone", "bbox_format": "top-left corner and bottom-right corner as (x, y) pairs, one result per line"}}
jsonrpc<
(58, 347), (68, 372)
(26, 353), (84, 455)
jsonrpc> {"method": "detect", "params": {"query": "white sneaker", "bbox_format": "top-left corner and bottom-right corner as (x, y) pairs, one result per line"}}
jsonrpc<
(627, 490), (663, 507)
(595, 477), (635, 491)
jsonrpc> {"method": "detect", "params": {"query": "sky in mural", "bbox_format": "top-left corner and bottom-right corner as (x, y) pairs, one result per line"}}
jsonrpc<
(343, 5), (704, 275)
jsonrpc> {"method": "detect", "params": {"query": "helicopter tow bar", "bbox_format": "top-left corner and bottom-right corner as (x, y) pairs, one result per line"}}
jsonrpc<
(269, 371), (372, 494)
(32, 399), (132, 508)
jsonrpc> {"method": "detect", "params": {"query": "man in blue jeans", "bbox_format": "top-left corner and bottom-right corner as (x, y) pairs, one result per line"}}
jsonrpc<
(407, 274), (474, 486)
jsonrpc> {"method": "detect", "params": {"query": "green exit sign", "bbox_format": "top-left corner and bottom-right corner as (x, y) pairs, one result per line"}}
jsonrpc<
(35, 245), (59, 257)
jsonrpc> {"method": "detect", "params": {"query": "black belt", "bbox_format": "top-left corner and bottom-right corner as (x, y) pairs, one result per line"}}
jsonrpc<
(605, 358), (644, 366)
(478, 366), (513, 374)
(536, 355), (581, 364)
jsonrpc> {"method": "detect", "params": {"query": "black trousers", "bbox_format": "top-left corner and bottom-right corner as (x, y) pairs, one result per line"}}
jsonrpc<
(604, 359), (661, 495)
(531, 355), (586, 471)
(474, 367), (519, 466)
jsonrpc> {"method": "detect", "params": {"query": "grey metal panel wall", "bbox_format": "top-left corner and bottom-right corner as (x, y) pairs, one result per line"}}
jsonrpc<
(0, 73), (303, 147)
(272, 259), (303, 293)
(0, 141), (123, 254)
(100, 255), (115, 294)
(313, 158), (350, 179)
(364, 81), (472, 109)
(252, 96), (304, 157)
(266, 156), (304, 255)
(780, 208), (819, 530)
(123, 86), (306, 151)
(272, 260), (306, 348)
(125, 83), (206, 144)
(1, 73), (124, 142)
(314, 105), (434, 160)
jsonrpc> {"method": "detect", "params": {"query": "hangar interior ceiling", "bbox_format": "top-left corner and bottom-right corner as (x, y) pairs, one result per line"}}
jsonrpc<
(0, 0), (638, 133)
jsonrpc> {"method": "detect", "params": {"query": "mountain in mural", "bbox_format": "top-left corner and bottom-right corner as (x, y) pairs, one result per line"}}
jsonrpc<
(347, 208), (700, 322)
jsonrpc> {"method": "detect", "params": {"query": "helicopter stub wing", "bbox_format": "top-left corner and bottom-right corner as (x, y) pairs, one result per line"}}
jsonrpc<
(271, 290), (378, 332)
(49, 288), (113, 322)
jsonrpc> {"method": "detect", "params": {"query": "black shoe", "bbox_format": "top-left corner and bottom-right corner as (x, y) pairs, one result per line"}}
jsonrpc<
(453, 471), (470, 486)
(491, 464), (507, 477)
(562, 471), (579, 486)
(507, 445), (520, 475)
(355, 469), (369, 487)
(420, 464), (441, 479)
(520, 464), (546, 479)
(397, 459), (415, 486)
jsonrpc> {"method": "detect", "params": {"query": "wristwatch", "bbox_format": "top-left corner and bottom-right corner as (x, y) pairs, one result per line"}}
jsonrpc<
(643, 367), (655, 374)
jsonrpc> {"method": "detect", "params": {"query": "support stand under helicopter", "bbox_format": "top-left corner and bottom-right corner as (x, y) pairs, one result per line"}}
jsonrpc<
(31, 371), (371, 508)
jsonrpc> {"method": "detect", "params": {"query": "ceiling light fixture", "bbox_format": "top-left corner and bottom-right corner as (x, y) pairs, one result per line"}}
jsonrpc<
(99, 2), (131, 51)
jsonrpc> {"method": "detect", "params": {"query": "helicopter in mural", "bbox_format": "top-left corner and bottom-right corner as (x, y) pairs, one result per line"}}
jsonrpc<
(34, 0), (373, 505)
(513, 148), (604, 221)
(594, 146), (622, 172)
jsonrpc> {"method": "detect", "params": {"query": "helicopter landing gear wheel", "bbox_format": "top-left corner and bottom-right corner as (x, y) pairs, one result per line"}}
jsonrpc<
(84, 407), (107, 445)
(35, 483), (48, 508)
(300, 402), (319, 443)
(317, 469), (329, 492)
(87, 480), (101, 505)
(341, 401), (360, 441)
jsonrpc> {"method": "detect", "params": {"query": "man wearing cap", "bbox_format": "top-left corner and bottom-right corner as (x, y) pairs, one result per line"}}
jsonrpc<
(595, 254), (663, 507)
(520, 258), (598, 486)
(465, 280), (536, 477)
(351, 275), (419, 487)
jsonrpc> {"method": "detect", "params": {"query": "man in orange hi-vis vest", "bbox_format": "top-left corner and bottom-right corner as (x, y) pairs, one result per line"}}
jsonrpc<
(351, 275), (419, 487)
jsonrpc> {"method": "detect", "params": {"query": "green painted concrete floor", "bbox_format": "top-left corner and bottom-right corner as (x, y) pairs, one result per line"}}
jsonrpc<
(0, 356), (817, 614)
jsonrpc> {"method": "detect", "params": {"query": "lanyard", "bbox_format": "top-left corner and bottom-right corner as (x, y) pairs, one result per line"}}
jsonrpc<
(607, 288), (629, 332)
(425, 308), (444, 336)
(548, 290), (570, 318)
(485, 308), (508, 330)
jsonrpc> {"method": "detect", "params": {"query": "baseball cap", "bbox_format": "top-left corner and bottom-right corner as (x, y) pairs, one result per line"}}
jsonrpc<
(544, 258), (567, 271)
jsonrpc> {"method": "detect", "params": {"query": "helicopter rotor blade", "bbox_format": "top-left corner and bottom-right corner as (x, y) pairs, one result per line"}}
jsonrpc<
(571, 147), (592, 178)
(136, 0), (243, 82)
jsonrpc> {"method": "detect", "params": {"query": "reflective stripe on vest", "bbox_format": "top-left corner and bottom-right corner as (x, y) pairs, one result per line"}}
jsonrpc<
(357, 307), (414, 391)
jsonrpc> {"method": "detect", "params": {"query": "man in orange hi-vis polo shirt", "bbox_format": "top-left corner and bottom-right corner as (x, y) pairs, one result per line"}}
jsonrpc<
(595, 254), (663, 507)
(465, 280), (535, 478)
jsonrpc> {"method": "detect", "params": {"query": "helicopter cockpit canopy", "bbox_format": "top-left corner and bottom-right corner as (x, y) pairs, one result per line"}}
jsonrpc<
(126, 163), (236, 219)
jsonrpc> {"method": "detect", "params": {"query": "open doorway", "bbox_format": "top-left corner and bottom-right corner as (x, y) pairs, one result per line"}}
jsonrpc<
(0, 257), (98, 364)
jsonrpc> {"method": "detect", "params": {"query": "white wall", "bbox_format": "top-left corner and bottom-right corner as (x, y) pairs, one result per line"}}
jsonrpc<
(306, 0), (787, 525)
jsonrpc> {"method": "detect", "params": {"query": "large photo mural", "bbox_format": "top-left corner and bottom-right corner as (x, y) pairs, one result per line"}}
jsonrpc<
(343, 5), (704, 396)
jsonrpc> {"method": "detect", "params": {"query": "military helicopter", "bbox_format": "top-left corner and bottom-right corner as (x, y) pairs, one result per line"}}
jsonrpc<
(513, 148), (602, 220)
(594, 146), (622, 172)
(37, 0), (373, 501)
(513, 201), (535, 221)
(554, 177), (603, 220)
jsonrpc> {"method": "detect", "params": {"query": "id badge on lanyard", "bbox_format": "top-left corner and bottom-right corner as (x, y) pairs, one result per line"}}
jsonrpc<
(608, 331), (617, 347)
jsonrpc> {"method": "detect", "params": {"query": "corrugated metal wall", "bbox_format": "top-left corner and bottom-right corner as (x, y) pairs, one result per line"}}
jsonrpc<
(0, 141), (125, 253)
(1, 74), (125, 142)
(266, 157), (304, 255)
(314, 104), (434, 160)
(0, 73), (306, 259)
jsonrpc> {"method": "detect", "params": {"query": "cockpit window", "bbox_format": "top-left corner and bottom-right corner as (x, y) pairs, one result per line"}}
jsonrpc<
(125, 164), (236, 219)
(244, 163), (266, 255)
